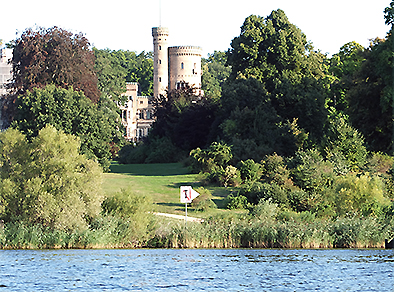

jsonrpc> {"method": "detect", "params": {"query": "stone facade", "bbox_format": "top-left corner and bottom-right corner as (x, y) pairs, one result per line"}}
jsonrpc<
(168, 46), (202, 95)
(152, 27), (202, 98)
(119, 82), (154, 141)
(0, 48), (13, 129)
(0, 48), (12, 97)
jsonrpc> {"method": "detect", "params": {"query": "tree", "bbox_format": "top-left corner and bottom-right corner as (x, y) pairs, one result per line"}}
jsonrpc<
(8, 26), (100, 103)
(329, 41), (365, 111)
(11, 85), (124, 170)
(221, 10), (328, 161)
(93, 48), (127, 103)
(0, 125), (103, 230)
(151, 84), (218, 153)
(346, 37), (392, 153)
(201, 51), (231, 100)
(322, 111), (368, 172)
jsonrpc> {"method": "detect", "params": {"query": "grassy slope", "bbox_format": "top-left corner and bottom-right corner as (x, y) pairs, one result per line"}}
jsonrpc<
(103, 162), (232, 216)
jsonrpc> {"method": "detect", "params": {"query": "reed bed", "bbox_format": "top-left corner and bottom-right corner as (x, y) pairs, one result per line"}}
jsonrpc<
(0, 214), (389, 249)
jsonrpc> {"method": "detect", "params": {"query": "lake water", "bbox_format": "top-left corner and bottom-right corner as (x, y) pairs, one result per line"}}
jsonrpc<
(0, 249), (393, 291)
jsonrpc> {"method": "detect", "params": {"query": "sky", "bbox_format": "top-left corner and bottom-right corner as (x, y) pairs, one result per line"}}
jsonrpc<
(1, 0), (391, 57)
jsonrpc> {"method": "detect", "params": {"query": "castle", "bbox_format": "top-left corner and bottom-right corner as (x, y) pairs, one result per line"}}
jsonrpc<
(121, 27), (202, 141)
(0, 27), (202, 141)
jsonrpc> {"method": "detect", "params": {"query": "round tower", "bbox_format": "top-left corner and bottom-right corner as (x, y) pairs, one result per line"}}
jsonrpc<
(152, 27), (169, 98)
(168, 46), (202, 93)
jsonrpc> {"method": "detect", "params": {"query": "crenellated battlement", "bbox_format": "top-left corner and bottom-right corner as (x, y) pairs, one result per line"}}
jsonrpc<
(168, 46), (202, 57)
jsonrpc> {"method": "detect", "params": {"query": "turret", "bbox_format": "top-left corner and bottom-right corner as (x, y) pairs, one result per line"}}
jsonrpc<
(152, 27), (169, 98)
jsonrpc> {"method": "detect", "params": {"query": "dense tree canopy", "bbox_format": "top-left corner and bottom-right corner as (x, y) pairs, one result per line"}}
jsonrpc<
(94, 49), (153, 98)
(0, 126), (103, 230)
(8, 26), (100, 103)
(219, 10), (329, 161)
(12, 85), (124, 169)
(201, 51), (231, 100)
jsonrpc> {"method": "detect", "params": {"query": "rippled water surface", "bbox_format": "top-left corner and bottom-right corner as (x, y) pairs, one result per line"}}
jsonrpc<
(1, 249), (393, 291)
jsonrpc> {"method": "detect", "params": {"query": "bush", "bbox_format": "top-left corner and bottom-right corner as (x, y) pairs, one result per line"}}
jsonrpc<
(237, 159), (262, 182)
(251, 199), (278, 222)
(239, 181), (289, 207)
(101, 189), (156, 245)
(226, 193), (248, 210)
(333, 173), (390, 217)
(190, 187), (217, 212)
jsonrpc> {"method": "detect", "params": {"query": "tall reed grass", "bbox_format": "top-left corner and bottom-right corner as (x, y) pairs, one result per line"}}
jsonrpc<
(0, 214), (389, 249)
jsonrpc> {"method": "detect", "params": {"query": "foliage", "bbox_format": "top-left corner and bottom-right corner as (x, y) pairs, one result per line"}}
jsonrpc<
(322, 110), (368, 171)
(224, 10), (328, 146)
(329, 41), (365, 111)
(291, 148), (335, 198)
(251, 199), (279, 222)
(201, 51), (231, 100)
(11, 84), (124, 169)
(101, 188), (156, 245)
(0, 126), (103, 231)
(190, 187), (217, 211)
(332, 173), (390, 217)
(238, 181), (289, 207)
(8, 26), (99, 104)
(345, 37), (393, 153)
(93, 48), (127, 102)
(102, 189), (152, 217)
(237, 159), (262, 182)
(225, 193), (248, 210)
(189, 142), (239, 186)
(94, 49), (153, 97)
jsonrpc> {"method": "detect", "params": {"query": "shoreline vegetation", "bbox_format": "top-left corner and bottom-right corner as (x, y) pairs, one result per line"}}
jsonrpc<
(0, 163), (392, 250)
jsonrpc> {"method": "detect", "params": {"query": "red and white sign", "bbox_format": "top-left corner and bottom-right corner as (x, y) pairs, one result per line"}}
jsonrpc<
(180, 186), (200, 203)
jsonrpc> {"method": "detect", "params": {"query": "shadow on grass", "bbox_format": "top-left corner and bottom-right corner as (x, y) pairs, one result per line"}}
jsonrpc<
(156, 202), (182, 208)
(110, 162), (193, 176)
(168, 182), (202, 189)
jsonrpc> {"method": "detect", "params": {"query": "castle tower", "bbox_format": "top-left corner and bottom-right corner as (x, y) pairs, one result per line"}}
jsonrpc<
(168, 46), (202, 94)
(152, 27), (169, 98)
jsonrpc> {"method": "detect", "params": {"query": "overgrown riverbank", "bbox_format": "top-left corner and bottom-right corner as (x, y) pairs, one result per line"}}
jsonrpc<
(1, 162), (393, 250)
(1, 202), (392, 249)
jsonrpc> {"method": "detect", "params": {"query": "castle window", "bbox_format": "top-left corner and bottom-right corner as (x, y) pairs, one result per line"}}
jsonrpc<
(159, 59), (161, 64)
(159, 45), (162, 50)
(159, 77), (161, 82)
(181, 62), (184, 69)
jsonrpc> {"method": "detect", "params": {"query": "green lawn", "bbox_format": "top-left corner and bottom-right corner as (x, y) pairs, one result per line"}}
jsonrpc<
(103, 162), (233, 216)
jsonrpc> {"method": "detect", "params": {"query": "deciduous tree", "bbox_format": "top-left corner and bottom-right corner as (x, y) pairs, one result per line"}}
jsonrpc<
(0, 126), (103, 230)
(9, 26), (100, 103)
(12, 85), (124, 169)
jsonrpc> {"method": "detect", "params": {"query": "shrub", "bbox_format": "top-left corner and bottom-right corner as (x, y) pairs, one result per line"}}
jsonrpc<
(251, 199), (278, 222)
(190, 187), (217, 211)
(239, 181), (289, 207)
(333, 173), (390, 217)
(237, 159), (262, 182)
(226, 193), (248, 210)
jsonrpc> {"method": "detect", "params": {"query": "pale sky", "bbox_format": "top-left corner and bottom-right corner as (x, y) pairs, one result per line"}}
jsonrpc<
(1, 0), (391, 57)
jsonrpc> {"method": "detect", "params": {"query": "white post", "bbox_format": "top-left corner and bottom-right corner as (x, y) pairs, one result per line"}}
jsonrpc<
(185, 202), (187, 225)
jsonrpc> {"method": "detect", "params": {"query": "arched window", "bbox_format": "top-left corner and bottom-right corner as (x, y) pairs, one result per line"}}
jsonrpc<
(159, 45), (162, 50)
(181, 62), (184, 69)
